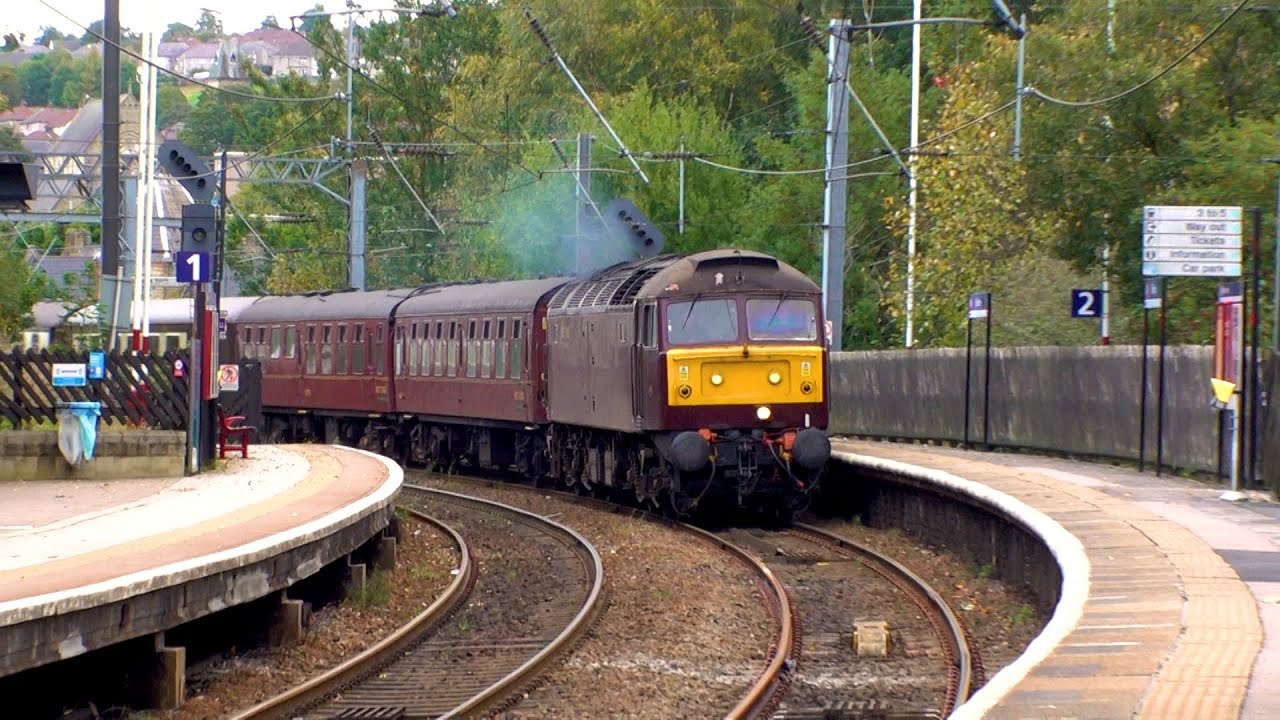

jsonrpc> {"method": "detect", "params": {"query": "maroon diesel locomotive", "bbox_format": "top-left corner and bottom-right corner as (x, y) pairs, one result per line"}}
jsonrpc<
(232, 248), (830, 514)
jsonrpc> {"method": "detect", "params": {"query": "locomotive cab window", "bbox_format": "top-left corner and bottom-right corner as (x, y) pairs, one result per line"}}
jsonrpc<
(746, 298), (818, 341)
(642, 304), (657, 347)
(666, 298), (739, 345)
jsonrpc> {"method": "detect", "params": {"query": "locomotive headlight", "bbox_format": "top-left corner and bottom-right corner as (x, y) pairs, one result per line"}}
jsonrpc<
(710, 373), (724, 386)
(767, 371), (782, 385)
(756, 406), (772, 421)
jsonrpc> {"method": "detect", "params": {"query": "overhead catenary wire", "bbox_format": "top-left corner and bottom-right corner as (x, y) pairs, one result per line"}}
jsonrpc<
(36, 0), (337, 104)
(368, 123), (446, 234)
(1026, 0), (1251, 108)
(523, 7), (650, 184)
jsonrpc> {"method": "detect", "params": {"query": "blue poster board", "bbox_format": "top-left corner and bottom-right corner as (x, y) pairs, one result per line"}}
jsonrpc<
(88, 351), (106, 380)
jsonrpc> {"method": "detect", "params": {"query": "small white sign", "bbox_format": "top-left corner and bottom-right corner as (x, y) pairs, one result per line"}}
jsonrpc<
(218, 364), (240, 392)
(1141, 248), (1242, 263)
(1144, 205), (1241, 221)
(1142, 261), (1242, 278)
(52, 363), (87, 387)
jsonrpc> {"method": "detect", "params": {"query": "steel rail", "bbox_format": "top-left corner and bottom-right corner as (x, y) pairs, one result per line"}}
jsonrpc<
(790, 522), (977, 714)
(232, 505), (474, 720)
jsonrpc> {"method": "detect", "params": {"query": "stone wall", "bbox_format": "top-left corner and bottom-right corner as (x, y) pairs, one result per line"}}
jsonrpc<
(0, 430), (186, 481)
(830, 345), (1271, 477)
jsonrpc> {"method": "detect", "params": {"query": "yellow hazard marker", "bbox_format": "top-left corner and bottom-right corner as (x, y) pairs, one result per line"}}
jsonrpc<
(1211, 377), (1236, 408)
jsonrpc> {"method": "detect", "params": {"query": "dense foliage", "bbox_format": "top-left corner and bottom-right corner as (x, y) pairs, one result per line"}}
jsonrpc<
(7, 1), (1280, 349)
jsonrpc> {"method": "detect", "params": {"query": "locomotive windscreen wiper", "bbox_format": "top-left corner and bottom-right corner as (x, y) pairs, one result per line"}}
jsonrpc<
(766, 291), (790, 329)
(680, 294), (703, 331)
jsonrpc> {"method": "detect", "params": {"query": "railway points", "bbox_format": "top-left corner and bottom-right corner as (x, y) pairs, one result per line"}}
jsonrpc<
(0, 444), (403, 709)
(831, 438), (1279, 720)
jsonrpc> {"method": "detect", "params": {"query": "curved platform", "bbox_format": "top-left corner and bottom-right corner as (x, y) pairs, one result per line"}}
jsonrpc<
(832, 438), (1279, 720)
(0, 444), (402, 679)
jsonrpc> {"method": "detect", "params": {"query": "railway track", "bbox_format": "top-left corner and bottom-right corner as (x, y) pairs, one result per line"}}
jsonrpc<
(407, 473), (798, 719)
(721, 522), (981, 718)
(235, 485), (604, 719)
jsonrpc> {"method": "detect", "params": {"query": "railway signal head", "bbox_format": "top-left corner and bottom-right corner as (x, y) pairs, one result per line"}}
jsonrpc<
(604, 198), (665, 259)
(181, 203), (217, 254)
(159, 140), (215, 203)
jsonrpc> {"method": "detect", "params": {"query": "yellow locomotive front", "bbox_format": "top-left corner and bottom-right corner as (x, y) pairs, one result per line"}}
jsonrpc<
(653, 282), (831, 512)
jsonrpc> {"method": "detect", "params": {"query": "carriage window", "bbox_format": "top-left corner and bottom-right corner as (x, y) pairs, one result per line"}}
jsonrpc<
(353, 326), (366, 374)
(337, 325), (348, 375)
(375, 324), (385, 374)
(270, 327), (282, 359)
(466, 320), (478, 378)
(511, 318), (523, 381)
(496, 319), (507, 379)
(746, 298), (818, 341)
(395, 326), (405, 376)
(447, 321), (458, 377)
(305, 326), (317, 374)
(285, 327), (297, 358)
(666, 298), (739, 345)
(242, 327), (255, 359)
(481, 319), (493, 378)
(407, 323), (418, 376)
(321, 326), (334, 374)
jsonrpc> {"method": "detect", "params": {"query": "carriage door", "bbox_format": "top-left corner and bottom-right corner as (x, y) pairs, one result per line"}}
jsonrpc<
(632, 303), (656, 424)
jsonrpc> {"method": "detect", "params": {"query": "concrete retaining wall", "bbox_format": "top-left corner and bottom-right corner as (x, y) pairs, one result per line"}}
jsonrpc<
(829, 345), (1248, 474)
(0, 430), (186, 481)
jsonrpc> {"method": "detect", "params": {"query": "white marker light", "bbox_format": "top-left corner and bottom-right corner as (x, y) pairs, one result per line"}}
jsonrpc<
(768, 371), (782, 385)
(756, 406), (772, 421)
(710, 373), (724, 386)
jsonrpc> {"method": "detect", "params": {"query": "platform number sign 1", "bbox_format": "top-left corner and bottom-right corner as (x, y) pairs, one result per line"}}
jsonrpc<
(176, 251), (210, 283)
(1071, 289), (1102, 318)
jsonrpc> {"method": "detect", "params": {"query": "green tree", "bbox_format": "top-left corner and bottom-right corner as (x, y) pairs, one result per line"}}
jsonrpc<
(16, 55), (53, 105)
(34, 26), (74, 48)
(162, 22), (195, 42)
(155, 84), (192, 128)
(195, 10), (224, 41)
(0, 124), (23, 152)
(0, 244), (50, 344)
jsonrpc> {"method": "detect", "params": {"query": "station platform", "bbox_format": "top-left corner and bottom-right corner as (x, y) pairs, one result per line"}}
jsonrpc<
(832, 438), (1280, 720)
(0, 443), (402, 680)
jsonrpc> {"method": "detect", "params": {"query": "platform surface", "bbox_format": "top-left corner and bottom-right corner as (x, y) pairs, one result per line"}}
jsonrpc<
(0, 444), (400, 667)
(833, 439), (1280, 720)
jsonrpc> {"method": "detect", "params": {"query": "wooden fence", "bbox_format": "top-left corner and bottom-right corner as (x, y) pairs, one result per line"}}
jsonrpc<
(0, 349), (190, 430)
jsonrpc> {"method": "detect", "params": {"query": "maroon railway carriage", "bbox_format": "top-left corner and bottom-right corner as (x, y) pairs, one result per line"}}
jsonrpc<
(390, 277), (568, 471)
(234, 289), (401, 443)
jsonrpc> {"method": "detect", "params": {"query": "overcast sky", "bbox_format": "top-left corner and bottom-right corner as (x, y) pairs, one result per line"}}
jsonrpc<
(4, 1), (353, 40)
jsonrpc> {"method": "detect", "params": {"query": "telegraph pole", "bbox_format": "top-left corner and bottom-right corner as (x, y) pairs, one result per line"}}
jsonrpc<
(102, 0), (123, 349)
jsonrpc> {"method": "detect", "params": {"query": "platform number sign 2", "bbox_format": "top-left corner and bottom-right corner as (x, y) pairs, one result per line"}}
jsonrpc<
(176, 251), (210, 283)
(1071, 289), (1102, 318)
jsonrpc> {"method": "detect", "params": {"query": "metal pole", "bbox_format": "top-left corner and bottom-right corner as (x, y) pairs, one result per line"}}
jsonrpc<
(575, 133), (592, 274)
(678, 137), (685, 236)
(345, 7), (355, 147)
(1139, 307), (1149, 471)
(983, 303), (993, 449)
(1274, 135), (1280, 352)
(822, 20), (851, 352)
(1157, 279), (1167, 476)
(1011, 14), (1026, 160)
(1250, 207), (1262, 485)
(1101, 245), (1111, 344)
(905, 0), (922, 348)
(349, 159), (367, 290)
(964, 317), (973, 447)
(102, 0), (123, 348)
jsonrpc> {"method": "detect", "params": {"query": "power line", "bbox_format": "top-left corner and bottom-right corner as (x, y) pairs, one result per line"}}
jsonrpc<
(1027, 0), (1251, 108)
(286, 24), (543, 181)
(36, 0), (337, 104)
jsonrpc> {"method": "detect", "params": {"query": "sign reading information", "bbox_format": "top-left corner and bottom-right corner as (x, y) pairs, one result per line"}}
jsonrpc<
(1142, 205), (1242, 277)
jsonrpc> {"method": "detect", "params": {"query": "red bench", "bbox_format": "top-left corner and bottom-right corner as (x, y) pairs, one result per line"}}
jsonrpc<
(218, 408), (255, 459)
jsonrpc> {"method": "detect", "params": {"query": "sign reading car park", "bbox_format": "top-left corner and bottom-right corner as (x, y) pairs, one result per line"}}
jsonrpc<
(1141, 205), (1242, 277)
